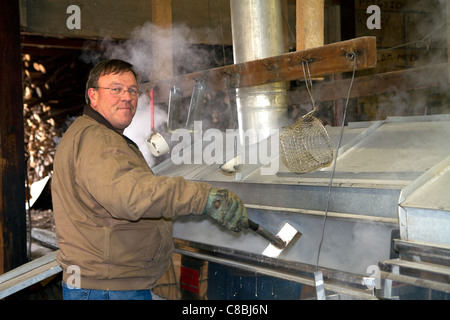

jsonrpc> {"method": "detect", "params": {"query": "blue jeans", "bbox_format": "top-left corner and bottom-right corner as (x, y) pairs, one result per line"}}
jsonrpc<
(62, 282), (153, 300)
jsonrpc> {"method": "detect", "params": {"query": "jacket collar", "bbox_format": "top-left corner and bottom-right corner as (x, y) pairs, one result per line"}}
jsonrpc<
(83, 105), (139, 150)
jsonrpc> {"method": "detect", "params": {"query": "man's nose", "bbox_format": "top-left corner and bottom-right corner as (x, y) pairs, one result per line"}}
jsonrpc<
(121, 90), (133, 101)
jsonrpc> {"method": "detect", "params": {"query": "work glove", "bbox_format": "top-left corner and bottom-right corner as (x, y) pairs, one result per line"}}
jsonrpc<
(203, 188), (248, 232)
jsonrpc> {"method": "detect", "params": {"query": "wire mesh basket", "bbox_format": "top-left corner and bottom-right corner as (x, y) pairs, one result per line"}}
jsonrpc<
(280, 111), (333, 173)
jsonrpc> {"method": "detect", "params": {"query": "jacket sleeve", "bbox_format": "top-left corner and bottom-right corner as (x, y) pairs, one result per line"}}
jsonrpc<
(75, 126), (211, 221)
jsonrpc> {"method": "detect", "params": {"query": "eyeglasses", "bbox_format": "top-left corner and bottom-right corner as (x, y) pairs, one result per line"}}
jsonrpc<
(94, 87), (141, 98)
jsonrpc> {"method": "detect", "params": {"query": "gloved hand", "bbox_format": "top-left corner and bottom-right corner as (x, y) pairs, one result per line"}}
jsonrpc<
(203, 188), (248, 232)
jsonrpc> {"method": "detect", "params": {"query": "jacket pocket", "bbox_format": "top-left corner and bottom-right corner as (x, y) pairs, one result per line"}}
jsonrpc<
(147, 221), (174, 267)
(106, 220), (172, 279)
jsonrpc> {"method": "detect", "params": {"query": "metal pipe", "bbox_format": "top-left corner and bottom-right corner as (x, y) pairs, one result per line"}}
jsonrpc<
(230, 0), (289, 145)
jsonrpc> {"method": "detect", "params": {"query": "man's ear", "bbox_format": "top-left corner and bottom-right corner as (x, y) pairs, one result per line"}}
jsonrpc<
(88, 88), (98, 107)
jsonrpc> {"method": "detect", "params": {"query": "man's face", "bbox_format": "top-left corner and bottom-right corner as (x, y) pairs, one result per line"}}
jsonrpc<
(88, 71), (138, 132)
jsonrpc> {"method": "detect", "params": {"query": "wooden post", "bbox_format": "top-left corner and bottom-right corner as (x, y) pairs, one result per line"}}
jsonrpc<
(0, 1), (27, 273)
(152, 0), (173, 81)
(296, 0), (324, 50)
(297, 0), (325, 85)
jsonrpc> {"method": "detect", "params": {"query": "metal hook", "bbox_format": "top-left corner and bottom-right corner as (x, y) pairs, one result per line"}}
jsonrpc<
(223, 66), (241, 88)
(301, 59), (317, 114)
(342, 49), (356, 61)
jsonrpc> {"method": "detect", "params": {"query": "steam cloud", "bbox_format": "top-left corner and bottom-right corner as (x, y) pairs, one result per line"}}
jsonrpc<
(82, 22), (204, 167)
(371, 0), (448, 119)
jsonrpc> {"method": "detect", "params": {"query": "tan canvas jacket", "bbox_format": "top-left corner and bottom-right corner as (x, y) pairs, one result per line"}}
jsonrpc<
(52, 105), (211, 290)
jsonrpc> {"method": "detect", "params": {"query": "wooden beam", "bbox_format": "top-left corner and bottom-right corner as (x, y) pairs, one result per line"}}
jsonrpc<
(0, 0), (27, 274)
(21, 0), (153, 40)
(21, 34), (118, 51)
(289, 63), (449, 104)
(143, 36), (377, 103)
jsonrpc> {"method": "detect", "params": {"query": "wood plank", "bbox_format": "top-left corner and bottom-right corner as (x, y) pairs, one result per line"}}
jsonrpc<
(143, 36), (377, 103)
(21, 35), (111, 51)
(31, 228), (59, 250)
(382, 258), (450, 277)
(289, 63), (449, 104)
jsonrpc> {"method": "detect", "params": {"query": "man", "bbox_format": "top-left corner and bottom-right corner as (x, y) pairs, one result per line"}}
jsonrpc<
(52, 59), (248, 300)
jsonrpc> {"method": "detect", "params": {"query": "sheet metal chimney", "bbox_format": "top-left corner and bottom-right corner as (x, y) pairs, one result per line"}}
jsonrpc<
(230, 0), (288, 145)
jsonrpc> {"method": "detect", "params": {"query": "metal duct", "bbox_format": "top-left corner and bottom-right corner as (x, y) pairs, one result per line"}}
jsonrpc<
(230, 0), (289, 145)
